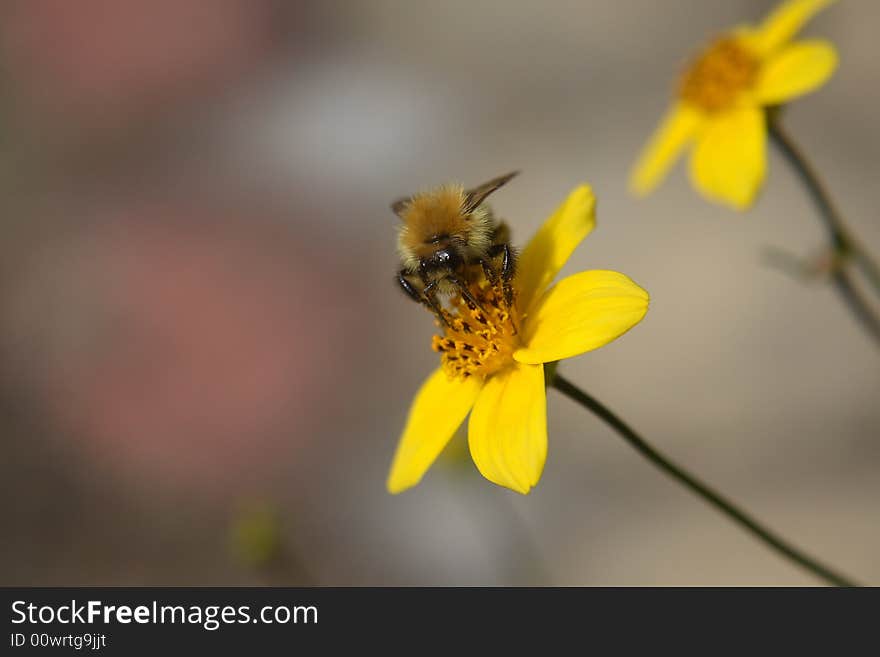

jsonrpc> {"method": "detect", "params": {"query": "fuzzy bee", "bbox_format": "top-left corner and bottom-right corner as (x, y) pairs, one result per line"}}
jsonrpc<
(392, 171), (519, 324)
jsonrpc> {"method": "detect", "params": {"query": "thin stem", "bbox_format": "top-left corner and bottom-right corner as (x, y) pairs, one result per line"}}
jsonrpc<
(768, 119), (880, 343)
(829, 269), (880, 343)
(551, 373), (859, 587)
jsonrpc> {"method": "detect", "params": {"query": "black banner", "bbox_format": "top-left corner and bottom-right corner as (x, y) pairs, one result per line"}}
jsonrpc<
(1, 587), (873, 653)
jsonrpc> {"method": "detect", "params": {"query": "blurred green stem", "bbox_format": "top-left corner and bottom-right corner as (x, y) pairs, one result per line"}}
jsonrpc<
(550, 372), (859, 587)
(768, 119), (880, 345)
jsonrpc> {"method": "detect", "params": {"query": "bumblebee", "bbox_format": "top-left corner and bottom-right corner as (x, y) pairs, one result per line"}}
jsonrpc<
(392, 171), (518, 323)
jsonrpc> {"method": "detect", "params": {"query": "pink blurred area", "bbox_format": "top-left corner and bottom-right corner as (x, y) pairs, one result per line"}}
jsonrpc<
(0, 0), (289, 136)
(3, 198), (359, 495)
(70, 213), (338, 488)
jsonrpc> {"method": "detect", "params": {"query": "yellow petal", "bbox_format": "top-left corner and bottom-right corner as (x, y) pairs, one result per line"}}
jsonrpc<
(750, 0), (837, 57)
(688, 105), (767, 210)
(629, 103), (703, 197)
(468, 363), (546, 495)
(387, 368), (482, 494)
(516, 185), (596, 316)
(755, 40), (838, 105)
(514, 271), (649, 364)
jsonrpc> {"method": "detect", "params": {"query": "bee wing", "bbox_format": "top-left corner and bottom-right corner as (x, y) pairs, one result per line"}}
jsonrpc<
(463, 170), (519, 213)
(390, 197), (410, 217)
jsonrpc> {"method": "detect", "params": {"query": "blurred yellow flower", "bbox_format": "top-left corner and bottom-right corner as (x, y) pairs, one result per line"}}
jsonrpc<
(387, 185), (649, 495)
(630, 0), (838, 209)
(229, 501), (282, 569)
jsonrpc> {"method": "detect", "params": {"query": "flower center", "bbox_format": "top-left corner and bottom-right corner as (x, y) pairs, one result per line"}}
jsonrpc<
(432, 277), (520, 380)
(678, 37), (759, 112)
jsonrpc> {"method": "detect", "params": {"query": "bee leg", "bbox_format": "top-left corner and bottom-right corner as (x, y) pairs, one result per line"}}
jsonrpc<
(422, 280), (451, 328)
(488, 243), (516, 281)
(487, 243), (517, 307)
(447, 275), (487, 315)
(399, 270), (450, 327)
(397, 270), (424, 304)
(479, 258), (499, 285)
(475, 223), (510, 273)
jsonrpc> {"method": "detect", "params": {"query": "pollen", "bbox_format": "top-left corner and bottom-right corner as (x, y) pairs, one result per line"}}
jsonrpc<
(432, 277), (520, 380)
(678, 37), (759, 112)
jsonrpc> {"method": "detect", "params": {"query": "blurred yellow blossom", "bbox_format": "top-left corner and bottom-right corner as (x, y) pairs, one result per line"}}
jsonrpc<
(229, 501), (283, 569)
(630, 0), (838, 209)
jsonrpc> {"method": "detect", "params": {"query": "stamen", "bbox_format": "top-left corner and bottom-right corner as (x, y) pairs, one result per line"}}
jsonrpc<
(430, 275), (520, 379)
(679, 37), (759, 112)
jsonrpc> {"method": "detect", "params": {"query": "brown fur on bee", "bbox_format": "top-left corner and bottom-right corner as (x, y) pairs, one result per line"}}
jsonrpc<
(396, 184), (493, 277)
(392, 171), (519, 322)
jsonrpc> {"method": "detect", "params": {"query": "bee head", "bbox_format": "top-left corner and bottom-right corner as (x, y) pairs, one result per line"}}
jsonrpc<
(418, 240), (464, 276)
(393, 171), (519, 274)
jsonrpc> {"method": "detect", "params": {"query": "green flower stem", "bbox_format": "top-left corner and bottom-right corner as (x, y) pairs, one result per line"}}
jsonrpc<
(768, 119), (880, 344)
(550, 372), (859, 587)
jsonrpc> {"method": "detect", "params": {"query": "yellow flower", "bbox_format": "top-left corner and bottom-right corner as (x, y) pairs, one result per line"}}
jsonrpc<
(630, 0), (838, 209)
(387, 185), (649, 495)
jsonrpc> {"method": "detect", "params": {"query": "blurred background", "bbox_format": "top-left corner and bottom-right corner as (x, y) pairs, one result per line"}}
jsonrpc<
(1, 0), (877, 586)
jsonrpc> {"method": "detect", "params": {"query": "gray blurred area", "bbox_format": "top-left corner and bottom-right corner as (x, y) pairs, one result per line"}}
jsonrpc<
(0, 0), (877, 585)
